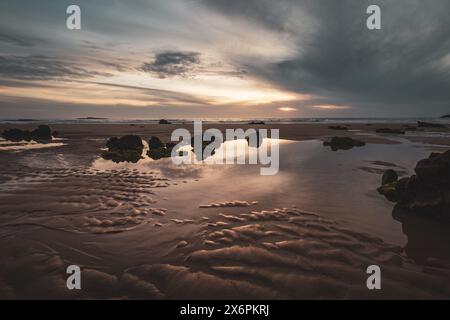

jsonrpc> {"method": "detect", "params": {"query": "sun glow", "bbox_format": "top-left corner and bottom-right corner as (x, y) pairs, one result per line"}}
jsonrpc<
(278, 107), (297, 112)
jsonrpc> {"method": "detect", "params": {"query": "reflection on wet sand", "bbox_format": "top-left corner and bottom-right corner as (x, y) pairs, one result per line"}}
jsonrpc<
(0, 138), (66, 151)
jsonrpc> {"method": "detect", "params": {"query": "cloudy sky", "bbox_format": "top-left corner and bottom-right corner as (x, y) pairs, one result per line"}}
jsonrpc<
(0, 0), (449, 119)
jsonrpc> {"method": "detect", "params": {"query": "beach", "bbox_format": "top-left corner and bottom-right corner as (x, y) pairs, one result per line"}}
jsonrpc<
(1, 121), (450, 299)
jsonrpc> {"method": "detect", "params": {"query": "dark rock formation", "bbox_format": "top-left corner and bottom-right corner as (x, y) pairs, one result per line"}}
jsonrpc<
(1, 129), (31, 142)
(328, 126), (348, 131)
(148, 136), (164, 149)
(1, 125), (53, 142)
(102, 135), (143, 163)
(147, 136), (176, 160)
(147, 147), (173, 160)
(378, 150), (450, 220)
(375, 128), (405, 135)
(159, 119), (172, 125)
(32, 125), (52, 140)
(323, 137), (366, 151)
(417, 121), (446, 129)
(441, 114), (450, 119)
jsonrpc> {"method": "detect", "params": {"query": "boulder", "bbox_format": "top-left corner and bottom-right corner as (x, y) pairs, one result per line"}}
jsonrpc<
(441, 114), (450, 119)
(415, 151), (450, 185)
(102, 135), (144, 163)
(148, 136), (164, 149)
(158, 119), (172, 125)
(146, 136), (176, 160)
(147, 147), (173, 160)
(378, 150), (450, 220)
(32, 125), (52, 140)
(323, 137), (366, 151)
(106, 135), (143, 151)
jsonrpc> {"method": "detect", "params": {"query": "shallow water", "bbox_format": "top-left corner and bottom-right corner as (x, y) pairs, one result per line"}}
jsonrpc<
(92, 138), (434, 245)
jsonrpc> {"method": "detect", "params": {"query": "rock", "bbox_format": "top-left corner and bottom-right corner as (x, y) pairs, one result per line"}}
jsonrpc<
(375, 128), (405, 135)
(107, 135), (143, 151)
(32, 125), (53, 140)
(158, 119), (172, 125)
(382, 169), (398, 185)
(378, 150), (450, 220)
(148, 136), (164, 149)
(415, 151), (450, 184)
(248, 121), (265, 125)
(328, 125), (348, 131)
(1, 128), (31, 142)
(146, 136), (176, 160)
(441, 114), (450, 119)
(417, 121), (446, 129)
(147, 147), (173, 160)
(165, 142), (176, 149)
(1, 125), (53, 142)
(102, 135), (144, 163)
(323, 137), (365, 151)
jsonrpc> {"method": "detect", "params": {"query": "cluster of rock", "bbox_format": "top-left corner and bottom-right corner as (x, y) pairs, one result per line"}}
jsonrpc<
(102, 131), (268, 163)
(378, 150), (450, 220)
(323, 137), (366, 151)
(1, 125), (55, 142)
(102, 135), (144, 163)
(158, 119), (172, 125)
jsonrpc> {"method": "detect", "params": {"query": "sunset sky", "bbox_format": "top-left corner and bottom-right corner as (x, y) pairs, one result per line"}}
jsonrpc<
(0, 0), (449, 119)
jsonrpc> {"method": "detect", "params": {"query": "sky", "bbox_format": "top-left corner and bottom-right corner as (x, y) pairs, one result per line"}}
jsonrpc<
(0, 0), (449, 119)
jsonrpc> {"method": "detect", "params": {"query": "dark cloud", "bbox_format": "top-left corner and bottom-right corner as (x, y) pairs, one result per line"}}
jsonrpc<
(140, 51), (201, 78)
(206, 0), (450, 115)
(0, 55), (111, 80)
(0, 32), (34, 47)
(89, 81), (210, 105)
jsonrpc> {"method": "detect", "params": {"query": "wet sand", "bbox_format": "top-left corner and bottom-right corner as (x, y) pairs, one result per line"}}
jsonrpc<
(1, 122), (450, 299)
